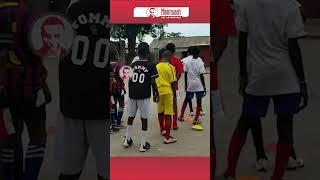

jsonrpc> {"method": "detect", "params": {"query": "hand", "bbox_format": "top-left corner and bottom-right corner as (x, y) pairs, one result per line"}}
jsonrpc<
(3, 108), (15, 135)
(44, 90), (52, 104)
(121, 89), (126, 96)
(238, 74), (248, 96)
(36, 89), (46, 107)
(203, 89), (207, 97)
(299, 82), (308, 111)
(153, 94), (159, 103)
(3, 108), (12, 121)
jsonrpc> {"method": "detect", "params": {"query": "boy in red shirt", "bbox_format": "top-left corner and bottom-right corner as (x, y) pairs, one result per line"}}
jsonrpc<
(165, 43), (183, 130)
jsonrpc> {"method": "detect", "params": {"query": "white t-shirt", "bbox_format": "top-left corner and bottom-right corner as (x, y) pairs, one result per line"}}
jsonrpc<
(182, 55), (204, 71)
(236, 0), (306, 96)
(185, 58), (206, 92)
(181, 55), (193, 65)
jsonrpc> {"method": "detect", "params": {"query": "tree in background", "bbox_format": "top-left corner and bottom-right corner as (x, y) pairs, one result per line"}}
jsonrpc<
(158, 30), (182, 40)
(165, 32), (182, 38)
(111, 24), (166, 62)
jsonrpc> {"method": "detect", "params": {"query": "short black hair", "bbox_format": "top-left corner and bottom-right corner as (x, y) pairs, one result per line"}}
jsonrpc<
(188, 46), (198, 55)
(165, 43), (176, 53)
(162, 50), (172, 61)
(158, 47), (166, 59)
(138, 42), (150, 57)
(187, 46), (193, 54)
(190, 46), (200, 58)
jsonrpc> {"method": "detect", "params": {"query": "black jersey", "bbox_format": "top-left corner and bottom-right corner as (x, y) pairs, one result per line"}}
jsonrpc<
(59, 0), (109, 120)
(129, 58), (158, 99)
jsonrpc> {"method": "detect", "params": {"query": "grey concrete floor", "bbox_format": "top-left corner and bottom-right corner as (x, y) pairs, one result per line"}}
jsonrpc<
(110, 74), (211, 157)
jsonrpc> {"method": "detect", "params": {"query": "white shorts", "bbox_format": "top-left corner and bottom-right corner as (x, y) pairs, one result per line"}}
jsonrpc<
(54, 113), (109, 178)
(127, 98), (150, 119)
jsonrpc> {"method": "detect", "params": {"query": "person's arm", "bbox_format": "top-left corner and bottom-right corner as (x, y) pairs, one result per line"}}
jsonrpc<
(288, 38), (305, 83)
(200, 74), (206, 95)
(42, 82), (52, 104)
(170, 66), (177, 99)
(151, 64), (159, 102)
(151, 78), (159, 102)
(176, 73), (181, 81)
(0, 66), (8, 108)
(176, 59), (184, 81)
(171, 81), (177, 99)
(286, 5), (308, 110)
(238, 31), (248, 95)
(199, 63), (206, 94)
(184, 63), (188, 91)
(288, 38), (308, 109)
(213, 35), (228, 64)
(184, 72), (188, 91)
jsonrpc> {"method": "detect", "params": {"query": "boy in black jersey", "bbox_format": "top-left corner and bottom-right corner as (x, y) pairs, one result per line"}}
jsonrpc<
(55, 0), (109, 179)
(122, 42), (159, 152)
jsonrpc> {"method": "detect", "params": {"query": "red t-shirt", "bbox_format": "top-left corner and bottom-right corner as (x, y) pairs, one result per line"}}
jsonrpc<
(170, 55), (183, 90)
(211, 0), (236, 90)
(211, 0), (236, 36)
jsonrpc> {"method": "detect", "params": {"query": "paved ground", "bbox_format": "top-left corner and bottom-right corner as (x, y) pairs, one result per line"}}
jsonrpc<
(110, 73), (211, 156)
(215, 36), (320, 180)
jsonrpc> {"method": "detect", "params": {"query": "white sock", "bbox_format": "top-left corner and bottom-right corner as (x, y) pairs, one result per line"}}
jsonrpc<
(126, 125), (132, 140)
(141, 130), (147, 146)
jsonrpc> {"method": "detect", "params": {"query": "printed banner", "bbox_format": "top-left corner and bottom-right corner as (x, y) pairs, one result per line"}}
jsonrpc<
(111, 0), (210, 23)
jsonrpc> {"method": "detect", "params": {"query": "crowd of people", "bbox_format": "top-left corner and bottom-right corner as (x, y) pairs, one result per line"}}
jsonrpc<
(110, 42), (208, 152)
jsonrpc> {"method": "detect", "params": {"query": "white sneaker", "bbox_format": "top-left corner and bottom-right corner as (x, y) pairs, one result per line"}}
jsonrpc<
(287, 157), (304, 170)
(200, 111), (206, 116)
(122, 138), (133, 147)
(161, 130), (166, 136)
(189, 112), (194, 116)
(255, 158), (269, 172)
(139, 142), (151, 152)
(164, 136), (178, 144)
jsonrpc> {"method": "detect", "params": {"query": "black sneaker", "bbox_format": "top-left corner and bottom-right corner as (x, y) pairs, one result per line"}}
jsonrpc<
(193, 120), (202, 125)
(110, 126), (119, 134)
(139, 142), (151, 152)
(122, 138), (133, 147)
(164, 136), (178, 144)
(114, 124), (126, 129)
(178, 117), (184, 122)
